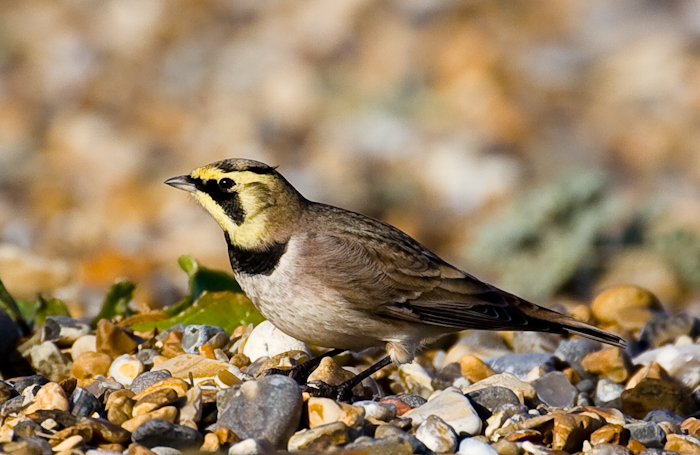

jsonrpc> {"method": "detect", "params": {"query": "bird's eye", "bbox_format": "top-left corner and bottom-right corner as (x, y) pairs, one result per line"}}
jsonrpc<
(219, 178), (235, 190)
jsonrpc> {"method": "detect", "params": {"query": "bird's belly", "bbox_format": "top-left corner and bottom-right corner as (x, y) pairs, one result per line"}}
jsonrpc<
(235, 272), (384, 351)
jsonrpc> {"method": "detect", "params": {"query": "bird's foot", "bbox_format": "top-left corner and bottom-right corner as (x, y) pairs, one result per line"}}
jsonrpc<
(262, 363), (315, 384)
(302, 380), (356, 402)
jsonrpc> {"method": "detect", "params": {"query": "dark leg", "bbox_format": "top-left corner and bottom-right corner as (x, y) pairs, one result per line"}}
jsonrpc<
(264, 348), (347, 383)
(305, 355), (392, 402)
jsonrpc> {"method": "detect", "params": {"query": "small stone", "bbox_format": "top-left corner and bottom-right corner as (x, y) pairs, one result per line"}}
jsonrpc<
(129, 371), (172, 395)
(42, 316), (91, 347)
(253, 351), (309, 377)
(625, 440), (646, 454)
(24, 382), (70, 414)
(621, 377), (697, 419)
(555, 339), (603, 379)
(128, 444), (157, 455)
(96, 320), (138, 358)
(395, 362), (434, 398)
(229, 353), (251, 370)
(26, 341), (72, 382)
(242, 321), (310, 362)
(287, 421), (349, 452)
(415, 415), (457, 453)
(553, 413), (603, 452)
(182, 325), (227, 354)
(72, 352), (112, 380)
(122, 406), (178, 433)
(665, 434), (700, 454)
(392, 393), (427, 408)
(109, 355), (145, 386)
(70, 387), (102, 417)
(178, 386), (202, 429)
(13, 374), (50, 394)
(84, 377), (124, 400)
(378, 397), (413, 416)
(457, 437), (500, 455)
(133, 378), (190, 401)
(132, 388), (179, 417)
(590, 424), (628, 445)
(151, 354), (243, 385)
(626, 362), (672, 390)
(71, 335), (97, 361)
(492, 439), (520, 455)
(217, 375), (303, 448)
(228, 438), (274, 455)
(466, 387), (521, 417)
(404, 387), (481, 436)
(531, 372), (578, 408)
(79, 416), (131, 443)
(307, 397), (364, 428)
(344, 435), (413, 455)
(106, 389), (136, 425)
(200, 432), (221, 452)
(587, 443), (634, 455)
(460, 354), (496, 383)
(131, 419), (204, 449)
(625, 421), (667, 449)
(591, 285), (661, 330)
(307, 357), (359, 395)
(462, 373), (537, 403)
(354, 401), (396, 423)
(374, 424), (429, 453)
(683, 417), (700, 438)
(595, 379), (625, 408)
(582, 348), (632, 383)
(488, 354), (557, 381)
(644, 409), (684, 425)
(51, 434), (84, 451)
(150, 448), (181, 455)
(136, 349), (161, 368)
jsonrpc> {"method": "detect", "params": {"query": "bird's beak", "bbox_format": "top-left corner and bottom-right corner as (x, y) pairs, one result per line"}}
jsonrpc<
(164, 175), (197, 192)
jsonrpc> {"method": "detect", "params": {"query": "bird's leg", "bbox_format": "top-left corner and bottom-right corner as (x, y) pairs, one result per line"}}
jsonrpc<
(305, 356), (392, 402)
(264, 348), (347, 384)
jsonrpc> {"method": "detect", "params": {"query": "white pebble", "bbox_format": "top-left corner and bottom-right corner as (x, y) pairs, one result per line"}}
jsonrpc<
(457, 438), (500, 455)
(242, 321), (310, 362)
(71, 335), (97, 360)
(109, 354), (144, 386)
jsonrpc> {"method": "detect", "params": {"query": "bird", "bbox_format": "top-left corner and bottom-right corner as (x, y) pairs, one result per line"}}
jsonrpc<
(165, 158), (626, 399)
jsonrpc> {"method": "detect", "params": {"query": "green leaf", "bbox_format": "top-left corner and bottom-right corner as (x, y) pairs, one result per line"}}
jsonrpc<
(33, 295), (70, 327)
(0, 278), (30, 335)
(164, 255), (241, 317)
(91, 281), (136, 329)
(130, 290), (264, 333)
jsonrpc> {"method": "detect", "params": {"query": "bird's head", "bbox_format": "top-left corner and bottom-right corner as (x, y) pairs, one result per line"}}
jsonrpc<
(165, 158), (306, 249)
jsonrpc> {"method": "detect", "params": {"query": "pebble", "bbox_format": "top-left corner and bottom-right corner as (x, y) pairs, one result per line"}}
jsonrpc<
(109, 354), (145, 386)
(106, 389), (136, 425)
(132, 388), (179, 417)
(664, 434), (700, 454)
(181, 324), (227, 354)
(590, 424), (627, 445)
(466, 386), (521, 417)
(72, 352), (113, 380)
(70, 387), (102, 417)
(131, 419), (204, 449)
(52, 434), (84, 451)
(415, 415), (458, 453)
(96, 319), (138, 358)
(26, 341), (72, 382)
(555, 338), (602, 379)
(42, 316), (91, 347)
(217, 375), (303, 448)
(306, 356), (358, 390)
(463, 373), (537, 403)
(178, 385), (202, 429)
(287, 421), (349, 452)
(624, 421), (667, 449)
(581, 348), (632, 383)
(71, 335), (98, 361)
(552, 412), (603, 452)
(621, 377), (697, 418)
(242, 321), (310, 362)
(457, 437), (500, 455)
(354, 400), (396, 423)
(228, 438), (275, 455)
(626, 361), (672, 389)
(307, 397), (364, 428)
(404, 387), (482, 436)
(531, 371), (578, 408)
(344, 435), (413, 455)
(151, 354), (243, 385)
(396, 361), (435, 398)
(595, 379), (625, 408)
(122, 405), (178, 432)
(460, 354), (496, 383)
(591, 285), (661, 331)
(24, 382), (70, 414)
(488, 353), (557, 381)
(129, 371), (172, 395)
(13, 374), (50, 394)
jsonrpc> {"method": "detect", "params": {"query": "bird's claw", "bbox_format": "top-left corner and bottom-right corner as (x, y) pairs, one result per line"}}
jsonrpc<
(302, 380), (355, 402)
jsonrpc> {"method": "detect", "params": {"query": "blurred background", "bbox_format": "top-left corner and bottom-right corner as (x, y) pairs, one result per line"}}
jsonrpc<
(1, 0), (699, 319)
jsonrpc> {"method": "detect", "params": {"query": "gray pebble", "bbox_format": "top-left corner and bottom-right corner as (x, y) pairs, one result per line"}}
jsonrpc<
(129, 370), (172, 394)
(182, 324), (227, 354)
(531, 371), (577, 408)
(487, 353), (557, 380)
(131, 419), (203, 449)
(70, 387), (102, 417)
(625, 422), (667, 449)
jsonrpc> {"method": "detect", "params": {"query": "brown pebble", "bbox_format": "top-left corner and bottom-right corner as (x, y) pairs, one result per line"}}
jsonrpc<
(77, 417), (131, 444)
(198, 344), (217, 359)
(621, 377), (697, 419)
(492, 439), (520, 455)
(590, 423), (627, 445)
(627, 440), (646, 454)
(51, 435), (84, 452)
(683, 417), (700, 438)
(581, 347), (632, 383)
(24, 382), (70, 414)
(591, 285), (661, 330)
(460, 354), (495, 383)
(562, 367), (581, 385)
(132, 378), (189, 401)
(106, 389), (136, 425)
(132, 388), (178, 417)
(127, 443), (156, 455)
(229, 353), (250, 370)
(214, 427), (240, 445)
(665, 434), (700, 454)
(552, 413), (602, 453)
(96, 320), (138, 358)
(71, 352), (112, 380)
(121, 406), (178, 432)
(97, 444), (126, 452)
(626, 362), (672, 389)
(200, 433), (220, 452)
(504, 429), (543, 443)
(51, 426), (93, 446)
